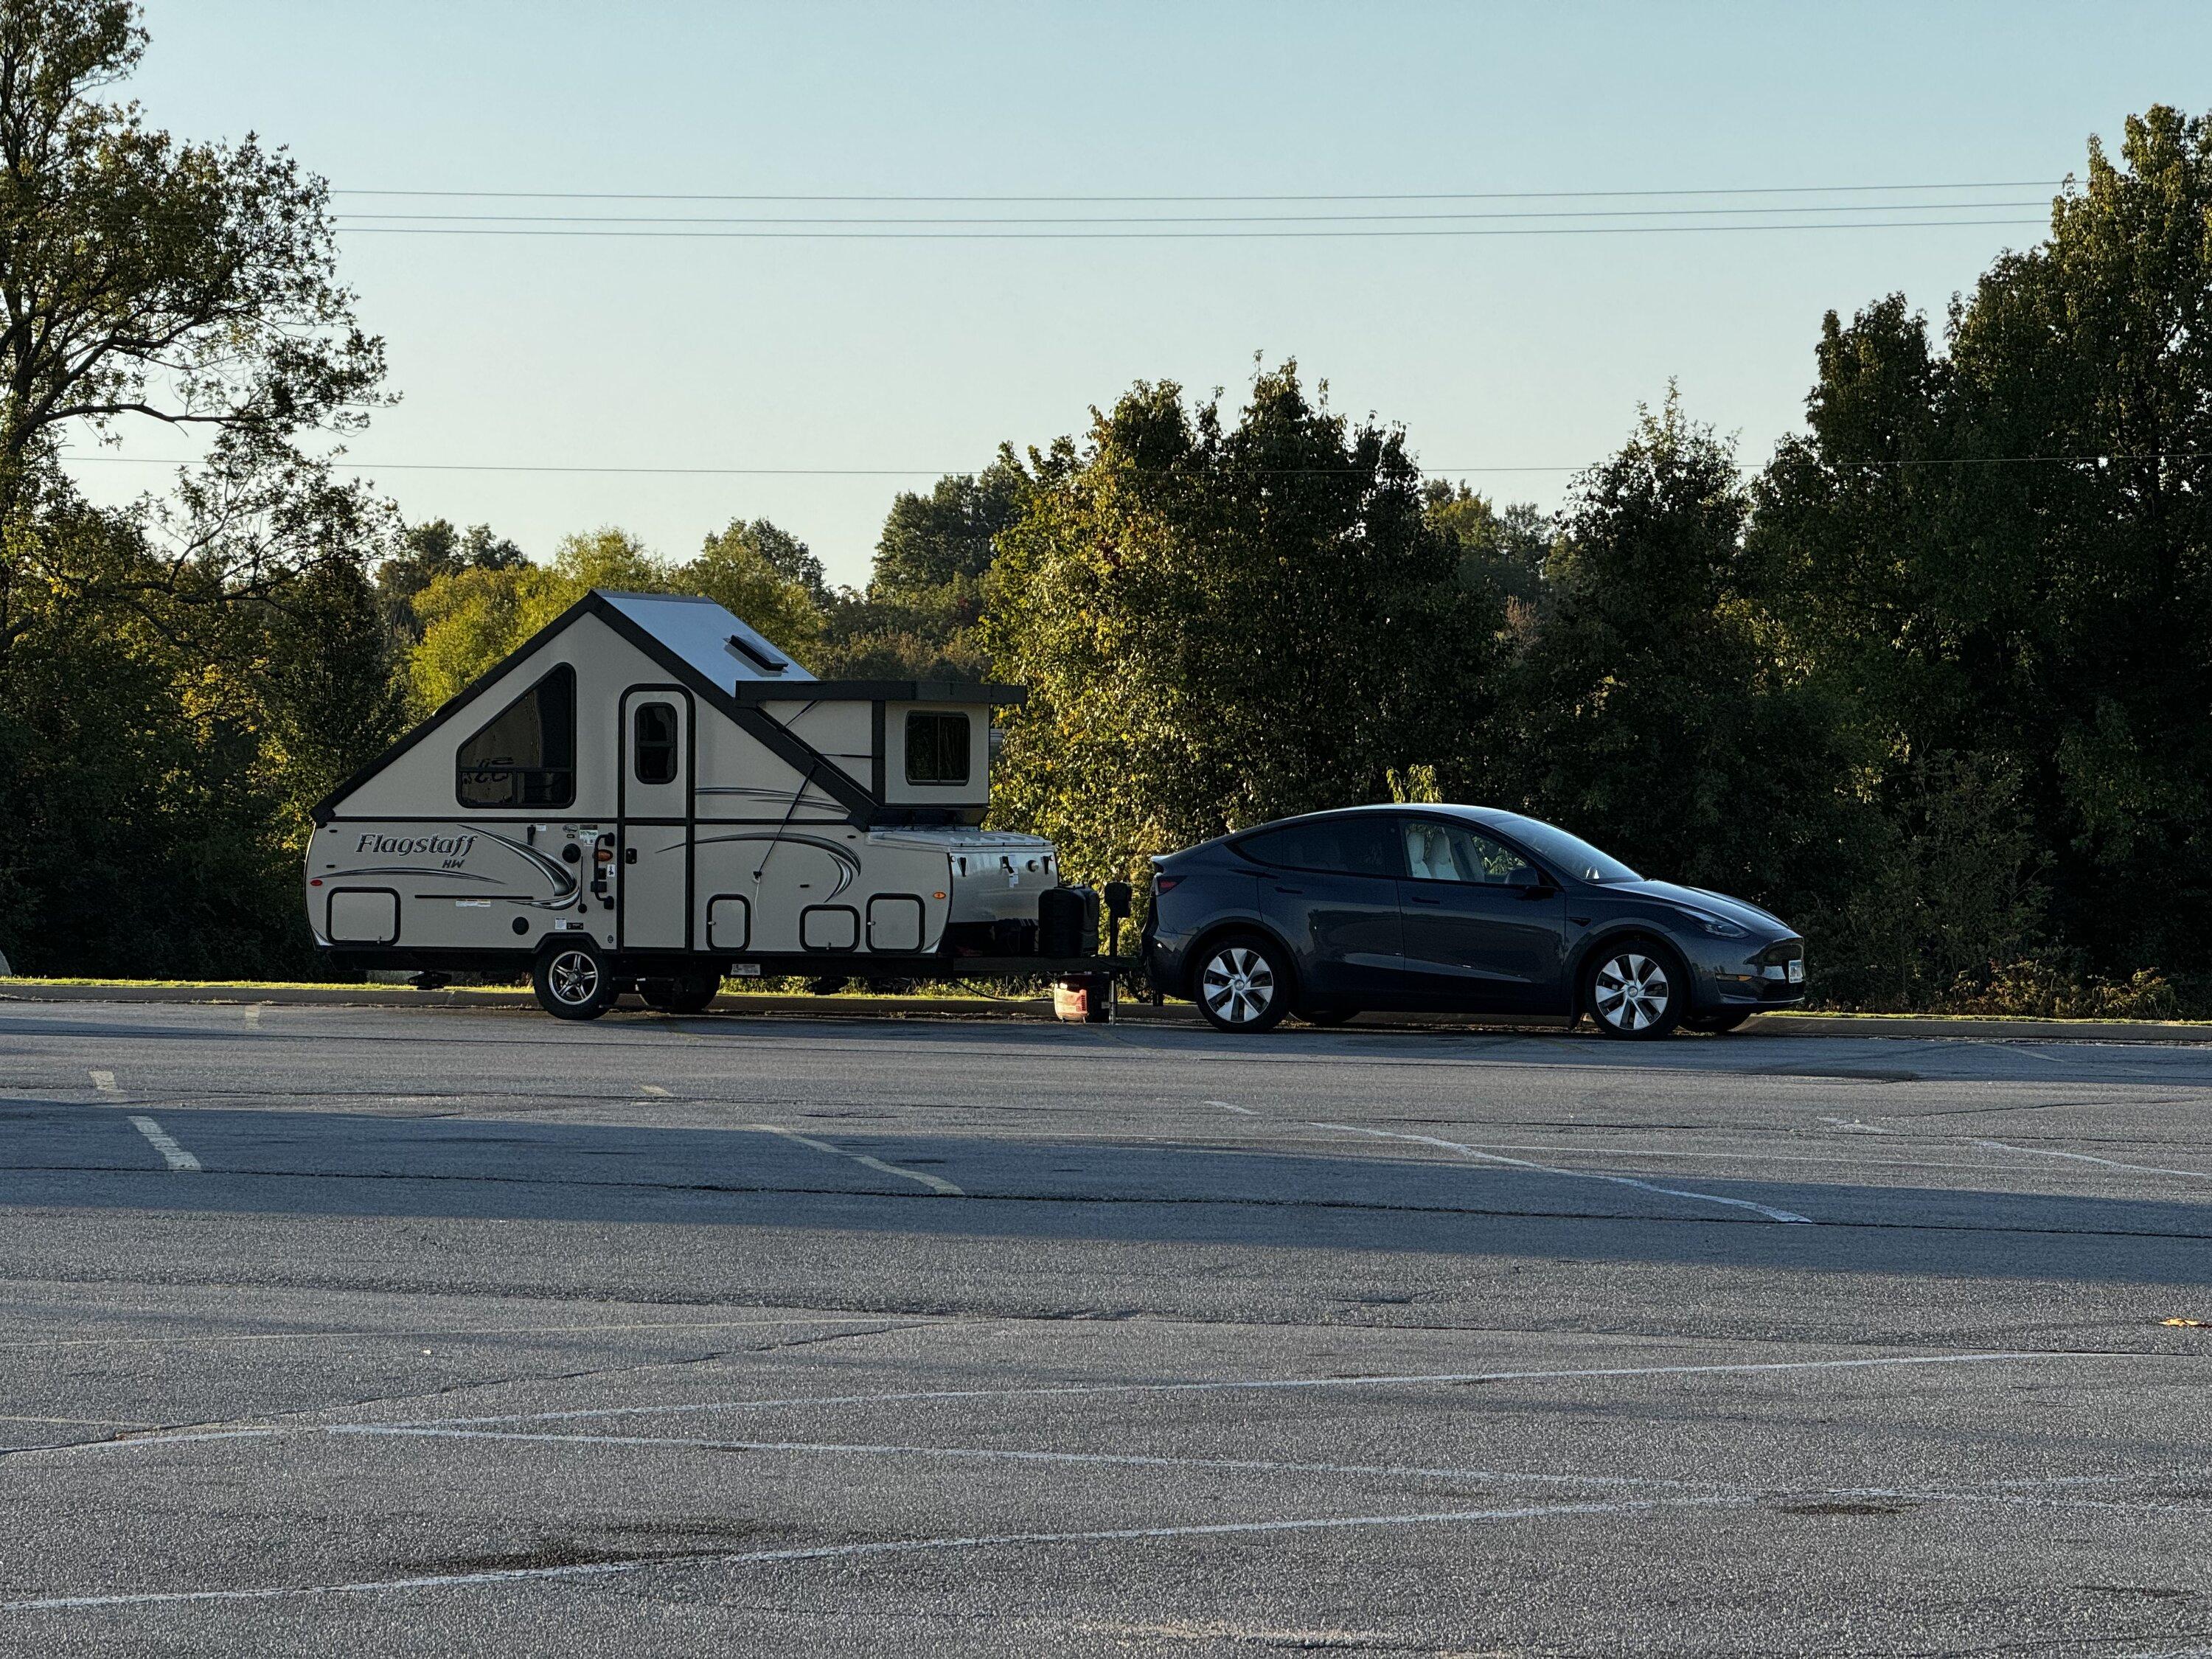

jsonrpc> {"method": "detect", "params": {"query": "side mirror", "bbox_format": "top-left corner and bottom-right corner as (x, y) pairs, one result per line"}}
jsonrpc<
(1511, 867), (1557, 897)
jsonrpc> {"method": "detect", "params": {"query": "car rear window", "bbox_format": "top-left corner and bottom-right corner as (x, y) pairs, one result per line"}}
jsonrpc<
(1235, 816), (1400, 877)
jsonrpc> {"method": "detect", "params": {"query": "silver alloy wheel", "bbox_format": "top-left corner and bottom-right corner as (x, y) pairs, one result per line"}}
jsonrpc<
(1593, 951), (1670, 1032)
(546, 948), (601, 1007)
(1200, 945), (1276, 1026)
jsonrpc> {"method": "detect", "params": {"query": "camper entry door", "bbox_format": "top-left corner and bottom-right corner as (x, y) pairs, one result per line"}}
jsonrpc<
(617, 686), (695, 951)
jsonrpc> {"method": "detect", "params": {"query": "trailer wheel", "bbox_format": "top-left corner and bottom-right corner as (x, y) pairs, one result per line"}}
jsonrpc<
(535, 942), (613, 1020)
(1193, 933), (1290, 1034)
(639, 973), (719, 1015)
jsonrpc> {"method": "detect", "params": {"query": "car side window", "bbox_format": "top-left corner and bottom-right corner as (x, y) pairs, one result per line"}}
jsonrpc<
(1239, 816), (1400, 878)
(1403, 821), (1535, 886)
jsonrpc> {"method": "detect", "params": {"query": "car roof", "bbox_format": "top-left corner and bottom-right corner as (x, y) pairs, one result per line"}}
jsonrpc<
(1152, 802), (1523, 862)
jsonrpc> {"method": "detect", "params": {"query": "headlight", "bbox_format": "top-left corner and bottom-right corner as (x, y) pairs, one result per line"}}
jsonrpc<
(1682, 908), (1749, 939)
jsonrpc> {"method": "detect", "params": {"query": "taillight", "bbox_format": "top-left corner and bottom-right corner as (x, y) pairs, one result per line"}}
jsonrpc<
(1154, 874), (1181, 894)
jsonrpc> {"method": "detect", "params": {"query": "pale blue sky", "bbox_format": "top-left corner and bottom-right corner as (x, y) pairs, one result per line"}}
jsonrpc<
(66, 1), (2212, 585)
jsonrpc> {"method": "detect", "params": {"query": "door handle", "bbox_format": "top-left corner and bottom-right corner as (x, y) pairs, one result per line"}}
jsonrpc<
(1273, 886), (1304, 895)
(623, 847), (639, 866)
(1409, 894), (1442, 905)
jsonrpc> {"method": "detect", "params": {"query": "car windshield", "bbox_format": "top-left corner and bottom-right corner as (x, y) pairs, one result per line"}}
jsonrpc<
(1482, 813), (1641, 884)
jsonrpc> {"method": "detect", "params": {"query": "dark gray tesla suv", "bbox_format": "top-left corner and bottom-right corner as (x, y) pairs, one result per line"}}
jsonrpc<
(1142, 804), (1805, 1037)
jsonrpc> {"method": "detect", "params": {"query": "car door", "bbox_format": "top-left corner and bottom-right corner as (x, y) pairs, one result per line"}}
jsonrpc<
(1397, 817), (1571, 1012)
(1242, 815), (1416, 1004)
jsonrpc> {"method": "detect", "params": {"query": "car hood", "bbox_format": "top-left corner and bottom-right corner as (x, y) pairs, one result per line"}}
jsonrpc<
(1607, 880), (1794, 936)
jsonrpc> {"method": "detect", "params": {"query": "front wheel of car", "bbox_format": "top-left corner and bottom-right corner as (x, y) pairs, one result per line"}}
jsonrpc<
(1584, 944), (1684, 1040)
(1194, 935), (1290, 1034)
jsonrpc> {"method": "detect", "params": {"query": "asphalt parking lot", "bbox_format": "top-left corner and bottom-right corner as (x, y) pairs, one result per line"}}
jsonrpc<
(2, 1001), (2210, 1656)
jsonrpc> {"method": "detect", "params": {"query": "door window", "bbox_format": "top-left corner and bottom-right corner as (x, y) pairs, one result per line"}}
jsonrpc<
(1403, 820), (1536, 886)
(456, 665), (576, 809)
(1237, 815), (1401, 877)
(633, 702), (678, 785)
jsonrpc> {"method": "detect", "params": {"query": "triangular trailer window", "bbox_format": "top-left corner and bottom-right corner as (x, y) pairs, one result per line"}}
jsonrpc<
(456, 664), (577, 809)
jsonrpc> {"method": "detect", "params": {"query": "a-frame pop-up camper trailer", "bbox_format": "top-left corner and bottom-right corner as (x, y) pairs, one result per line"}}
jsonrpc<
(307, 589), (1110, 1018)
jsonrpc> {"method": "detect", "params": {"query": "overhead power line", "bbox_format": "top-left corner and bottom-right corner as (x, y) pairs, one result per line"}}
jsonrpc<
(330, 179), (2067, 204)
(333, 216), (2048, 242)
(61, 453), (2208, 479)
(333, 199), (2051, 229)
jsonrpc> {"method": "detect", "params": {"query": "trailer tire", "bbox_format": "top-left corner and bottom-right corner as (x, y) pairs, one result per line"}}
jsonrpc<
(535, 941), (614, 1020)
(639, 973), (719, 1015)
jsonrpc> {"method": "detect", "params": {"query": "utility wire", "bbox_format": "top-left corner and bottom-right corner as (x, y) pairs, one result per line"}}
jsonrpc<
(332, 199), (2052, 228)
(330, 179), (2067, 204)
(333, 215), (2048, 241)
(60, 453), (2210, 478)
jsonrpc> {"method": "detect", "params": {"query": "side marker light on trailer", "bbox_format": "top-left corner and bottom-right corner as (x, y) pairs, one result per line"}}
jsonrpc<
(933, 891), (946, 900)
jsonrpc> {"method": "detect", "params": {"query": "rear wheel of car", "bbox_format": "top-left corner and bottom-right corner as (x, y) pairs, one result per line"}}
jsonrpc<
(1684, 1009), (1753, 1034)
(1584, 943), (1683, 1040)
(639, 973), (719, 1015)
(534, 941), (613, 1020)
(1194, 935), (1290, 1034)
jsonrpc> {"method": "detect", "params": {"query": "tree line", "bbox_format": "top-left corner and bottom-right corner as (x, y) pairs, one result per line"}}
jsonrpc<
(0, 5), (2205, 1013)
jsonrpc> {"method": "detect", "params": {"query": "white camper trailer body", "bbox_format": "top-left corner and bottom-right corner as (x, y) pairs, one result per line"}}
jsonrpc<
(306, 590), (1086, 1014)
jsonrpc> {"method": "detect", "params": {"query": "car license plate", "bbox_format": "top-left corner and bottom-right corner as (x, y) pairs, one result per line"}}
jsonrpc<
(1787, 959), (1804, 984)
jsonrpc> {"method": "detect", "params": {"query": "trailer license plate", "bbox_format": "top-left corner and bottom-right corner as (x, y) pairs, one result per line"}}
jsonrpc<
(1787, 959), (1804, 984)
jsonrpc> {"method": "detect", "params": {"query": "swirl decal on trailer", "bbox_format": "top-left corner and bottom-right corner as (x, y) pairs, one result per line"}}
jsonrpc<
(324, 827), (583, 910)
(687, 832), (861, 899)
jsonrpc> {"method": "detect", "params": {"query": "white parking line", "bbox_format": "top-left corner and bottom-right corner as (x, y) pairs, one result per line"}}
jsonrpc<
(1313, 1121), (1814, 1224)
(638, 1084), (671, 1096)
(0, 1494), (1752, 1611)
(1972, 1138), (2212, 1183)
(1207, 1100), (1259, 1116)
(408, 1349), (2053, 1430)
(331, 1425), (1714, 1489)
(750, 1124), (962, 1194)
(126, 1116), (200, 1172)
(88, 1070), (116, 1094)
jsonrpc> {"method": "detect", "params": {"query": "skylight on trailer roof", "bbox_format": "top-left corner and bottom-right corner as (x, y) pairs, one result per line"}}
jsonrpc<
(594, 590), (817, 687)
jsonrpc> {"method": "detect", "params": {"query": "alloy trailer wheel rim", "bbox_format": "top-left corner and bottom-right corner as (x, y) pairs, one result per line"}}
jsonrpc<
(549, 950), (601, 1006)
(1201, 946), (1275, 1026)
(1595, 952), (1670, 1032)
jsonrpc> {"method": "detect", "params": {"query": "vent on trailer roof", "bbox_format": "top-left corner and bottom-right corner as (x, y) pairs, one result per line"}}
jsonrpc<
(727, 633), (787, 674)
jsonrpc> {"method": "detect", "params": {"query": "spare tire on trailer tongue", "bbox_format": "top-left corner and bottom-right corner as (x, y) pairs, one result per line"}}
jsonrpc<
(1037, 886), (1099, 959)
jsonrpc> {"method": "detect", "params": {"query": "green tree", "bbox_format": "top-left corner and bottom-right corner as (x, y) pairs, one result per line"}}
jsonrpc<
(1751, 104), (2212, 990)
(405, 523), (824, 716)
(984, 364), (1501, 888)
(818, 457), (1030, 679)
(1497, 392), (1859, 919)
(0, 1), (397, 976)
(375, 518), (526, 647)
(0, 0), (386, 659)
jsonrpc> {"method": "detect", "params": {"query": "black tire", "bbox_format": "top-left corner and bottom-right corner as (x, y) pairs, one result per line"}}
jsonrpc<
(1299, 1008), (1359, 1028)
(805, 975), (849, 996)
(639, 973), (719, 1015)
(534, 940), (614, 1020)
(1685, 1009), (1753, 1034)
(1192, 933), (1291, 1034)
(1582, 940), (1686, 1040)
